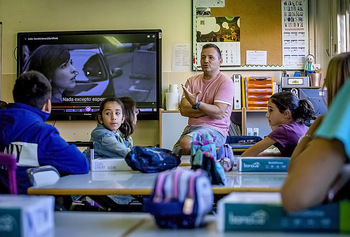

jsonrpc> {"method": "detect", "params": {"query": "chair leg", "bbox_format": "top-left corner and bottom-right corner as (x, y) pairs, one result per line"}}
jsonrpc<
(55, 196), (73, 211)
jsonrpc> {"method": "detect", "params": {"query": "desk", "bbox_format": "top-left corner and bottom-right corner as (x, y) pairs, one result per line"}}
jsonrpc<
(51, 212), (347, 237)
(28, 170), (286, 196)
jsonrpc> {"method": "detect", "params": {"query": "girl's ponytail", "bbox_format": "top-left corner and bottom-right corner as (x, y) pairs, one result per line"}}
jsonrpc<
(295, 99), (316, 123)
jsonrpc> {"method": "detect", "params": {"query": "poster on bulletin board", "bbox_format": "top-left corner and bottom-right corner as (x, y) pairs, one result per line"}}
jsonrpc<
(192, 0), (308, 70)
(282, 0), (308, 68)
(195, 16), (241, 68)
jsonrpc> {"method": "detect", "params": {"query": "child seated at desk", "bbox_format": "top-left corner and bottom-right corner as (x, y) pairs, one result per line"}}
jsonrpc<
(86, 97), (138, 206)
(87, 97), (137, 159)
(241, 91), (315, 157)
(0, 71), (89, 194)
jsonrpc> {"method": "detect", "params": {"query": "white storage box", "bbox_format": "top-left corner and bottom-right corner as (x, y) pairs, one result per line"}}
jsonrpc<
(91, 158), (132, 171)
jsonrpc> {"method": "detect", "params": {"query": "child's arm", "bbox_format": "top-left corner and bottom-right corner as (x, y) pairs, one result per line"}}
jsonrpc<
(326, 164), (350, 201)
(281, 138), (346, 212)
(241, 136), (276, 157)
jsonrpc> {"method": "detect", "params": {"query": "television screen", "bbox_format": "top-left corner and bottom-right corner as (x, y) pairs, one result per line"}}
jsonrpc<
(17, 30), (162, 120)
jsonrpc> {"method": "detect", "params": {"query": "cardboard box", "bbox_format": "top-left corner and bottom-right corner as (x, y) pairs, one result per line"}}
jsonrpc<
(0, 195), (54, 237)
(238, 157), (290, 172)
(91, 158), (132, 171)
(217, 192), (350, 233)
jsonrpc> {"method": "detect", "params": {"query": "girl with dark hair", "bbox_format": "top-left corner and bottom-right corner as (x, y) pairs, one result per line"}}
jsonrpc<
(241, 91), (315, 157)
(118, 97), (138, 145)
(88, 98), (132, 159)
(26, 45), (78, 103)
(281, 52), (350, 212)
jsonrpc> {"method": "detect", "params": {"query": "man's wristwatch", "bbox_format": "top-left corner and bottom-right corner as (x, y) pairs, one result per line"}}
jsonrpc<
(192, 101), (201, 110)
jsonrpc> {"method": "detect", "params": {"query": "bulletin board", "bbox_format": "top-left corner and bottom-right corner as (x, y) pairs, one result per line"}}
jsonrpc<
(192, 0), (308, 70)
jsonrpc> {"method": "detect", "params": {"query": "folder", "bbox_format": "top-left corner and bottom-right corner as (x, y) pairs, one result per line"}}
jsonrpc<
(232, 74), (242, 109)
(241, 76), (247, 108)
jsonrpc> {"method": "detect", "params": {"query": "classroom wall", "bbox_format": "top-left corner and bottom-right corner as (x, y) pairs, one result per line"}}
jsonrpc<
(0, 0), (328, 146)
(0, 0), (196, 146)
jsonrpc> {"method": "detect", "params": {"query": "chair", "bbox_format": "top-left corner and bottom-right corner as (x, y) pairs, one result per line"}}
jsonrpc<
(67, 141), (94, 165)
(27, 165), (67, 210)
(0, 153), (17, 194)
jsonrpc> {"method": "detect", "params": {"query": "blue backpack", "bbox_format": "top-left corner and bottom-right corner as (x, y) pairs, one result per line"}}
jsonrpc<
(125, 146), (180, 173)
(143, 168), (214, 229)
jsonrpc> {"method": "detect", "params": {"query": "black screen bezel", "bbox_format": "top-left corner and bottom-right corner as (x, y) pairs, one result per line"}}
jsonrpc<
(17, 29), (162, 120)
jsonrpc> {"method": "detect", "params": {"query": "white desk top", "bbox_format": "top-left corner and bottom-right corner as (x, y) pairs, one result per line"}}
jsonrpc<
(28, 169), (286, 195)
(50, 212), (347, 237)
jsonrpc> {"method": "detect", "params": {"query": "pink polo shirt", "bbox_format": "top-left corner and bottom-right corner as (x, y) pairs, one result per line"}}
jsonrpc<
(184, 72), (234, 136)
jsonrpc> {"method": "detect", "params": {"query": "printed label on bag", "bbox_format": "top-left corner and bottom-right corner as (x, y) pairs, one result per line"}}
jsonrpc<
(183, 198), (194, 215)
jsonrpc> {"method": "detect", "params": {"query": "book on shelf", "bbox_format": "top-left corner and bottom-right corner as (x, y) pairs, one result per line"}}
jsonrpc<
(228, 117), (241, 136)
(241, 76), (247, 108)
(232, 74), (242, 110)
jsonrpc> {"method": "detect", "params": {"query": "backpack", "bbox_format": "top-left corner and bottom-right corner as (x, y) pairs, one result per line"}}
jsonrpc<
(143, 167), (214, 229)
(190, 133), (216, 169)
(190, 133), (226, 185)
(125, 146), (180, 173)
(217, 144), (235, 172)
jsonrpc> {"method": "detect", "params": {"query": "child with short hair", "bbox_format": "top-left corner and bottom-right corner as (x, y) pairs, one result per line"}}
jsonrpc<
(0, 71), (89, 194)
(241, 91), (315, 157)
(0, 100), (7, 109)
(89, 98), (132, 159)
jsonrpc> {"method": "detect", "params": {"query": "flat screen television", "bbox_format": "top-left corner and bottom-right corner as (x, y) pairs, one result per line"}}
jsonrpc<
(17, 29), (162, 120)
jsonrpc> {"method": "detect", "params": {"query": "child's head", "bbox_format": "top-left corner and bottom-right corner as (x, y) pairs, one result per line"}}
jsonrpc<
(13, 71), (52, 110)
(267, 91), (315, 126)
(0, 100), (8, 109)
(324, 52), (350, 106)
(97, 98), (125, 132)
(119, 97), (138, 138)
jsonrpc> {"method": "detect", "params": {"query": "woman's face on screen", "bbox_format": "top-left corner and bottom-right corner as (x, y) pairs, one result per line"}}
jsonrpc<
(51, 58), (77, 91)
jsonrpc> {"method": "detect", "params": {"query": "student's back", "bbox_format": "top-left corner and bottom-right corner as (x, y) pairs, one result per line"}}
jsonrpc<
(0, 71), (89, 194)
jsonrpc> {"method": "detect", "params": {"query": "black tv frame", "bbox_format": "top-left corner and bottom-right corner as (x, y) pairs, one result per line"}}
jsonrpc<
(17, 29), (162, 120)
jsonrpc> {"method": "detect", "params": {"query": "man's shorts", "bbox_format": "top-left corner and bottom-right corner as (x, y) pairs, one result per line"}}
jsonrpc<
(172, 126), (226, 157)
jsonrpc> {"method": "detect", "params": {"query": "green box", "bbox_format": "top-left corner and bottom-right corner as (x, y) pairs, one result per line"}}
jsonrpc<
(0, 195), (54, 237)
(238, 157), (290, 172)
(218, 192), (350, 233)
